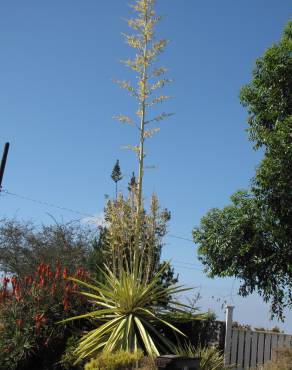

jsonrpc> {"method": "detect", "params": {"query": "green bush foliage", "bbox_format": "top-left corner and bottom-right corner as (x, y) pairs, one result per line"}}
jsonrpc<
(61, 264), (195, 363)
(0, 262), (90, 370)
(0, 219), (95, 279)
(176, 343), (228, 370)
(84, 350), (143, 370)
(59, 336), (84, 370)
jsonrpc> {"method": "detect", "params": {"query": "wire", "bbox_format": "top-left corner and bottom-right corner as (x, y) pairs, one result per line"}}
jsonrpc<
(168, 234), (193, 242)
(1, 189), (94, 218)
(173, 260), (203, 268)
(1, 188), (195, 244)
(173, 264), (203, 272)
(1, 188), (238, 306)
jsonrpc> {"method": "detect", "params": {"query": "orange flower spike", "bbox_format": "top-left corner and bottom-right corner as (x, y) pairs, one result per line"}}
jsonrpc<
(76, 267), (81, 278)
(2, 278), (10, 295)
(37, 263), (45, 276)
(55, 262), (61, 279)
(39, 277), (45, 288)
(11, 276), (17, 294)
(35, 313), (47, 329)
(16, 319), (24, 328)
(15, 284), (22, 302)
(63, 267), (68, 280)
(62, 298), (70, 311)
(65, 281), (72, 294)
(51, 282), (57, 296)
(45, 264), (51, 277)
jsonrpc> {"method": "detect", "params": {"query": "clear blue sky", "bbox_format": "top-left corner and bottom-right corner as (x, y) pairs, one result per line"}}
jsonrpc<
(1, 1), (291, 330)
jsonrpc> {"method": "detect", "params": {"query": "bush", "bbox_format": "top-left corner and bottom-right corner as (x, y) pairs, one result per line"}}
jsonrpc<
(258, 347), (292, 369)
(176, 343), (227, 370)
(0, 262), (91, 370)
(59, 336), (84, 370)
(84, 350), (143, 370)
(0, 219), (95, 278)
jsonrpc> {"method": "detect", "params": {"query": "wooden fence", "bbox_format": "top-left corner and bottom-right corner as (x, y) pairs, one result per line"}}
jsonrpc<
(224, 306), (292, 369)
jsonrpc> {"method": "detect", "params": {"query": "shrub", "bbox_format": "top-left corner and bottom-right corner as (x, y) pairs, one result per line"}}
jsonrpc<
(0, 262), (90, 370)
(258, 347), (292, 369)
(61, 263), (198, 363)
(84, 350), (143, 370)
(0, 219), (95, 278)
(59, 336), (84, 370)
(176, 343), (227, 370)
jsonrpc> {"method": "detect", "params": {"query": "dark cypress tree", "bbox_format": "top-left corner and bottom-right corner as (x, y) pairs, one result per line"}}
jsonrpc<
(111, 159), (122, 199)
(127, 171), (137, 193)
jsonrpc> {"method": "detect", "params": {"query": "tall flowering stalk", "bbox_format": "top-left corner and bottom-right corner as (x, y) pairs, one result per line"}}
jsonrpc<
(115, 0), (172, 267)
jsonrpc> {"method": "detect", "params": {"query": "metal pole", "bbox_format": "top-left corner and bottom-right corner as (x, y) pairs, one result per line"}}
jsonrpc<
(0, 142), (10, 191)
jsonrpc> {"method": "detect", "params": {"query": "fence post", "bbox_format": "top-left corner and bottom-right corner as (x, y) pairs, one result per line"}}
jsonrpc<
(224, 305), (234, 366)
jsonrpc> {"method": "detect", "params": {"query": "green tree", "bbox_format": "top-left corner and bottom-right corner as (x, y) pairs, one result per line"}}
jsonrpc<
(240, 21), (292, 148)
(111, 159), (123, 199)
(0, 218), (94, 279)
(193, 21), (292, 320)
(127, 172), (137, 193)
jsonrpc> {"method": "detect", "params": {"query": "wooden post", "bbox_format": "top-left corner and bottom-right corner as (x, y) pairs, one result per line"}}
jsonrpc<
(224, 305), (234, 366)
(0, 142), (10, 192)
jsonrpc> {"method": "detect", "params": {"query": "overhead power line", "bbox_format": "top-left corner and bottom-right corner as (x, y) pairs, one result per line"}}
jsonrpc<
(2, 189), (93, 218)
(173, 264), (203, 272)
(1, 188), (195, 244)
(174, 260), (203, 268)
(168, 234), (193, 242)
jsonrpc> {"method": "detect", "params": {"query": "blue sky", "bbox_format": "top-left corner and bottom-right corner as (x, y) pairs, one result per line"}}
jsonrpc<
(1, 0), (291, 330)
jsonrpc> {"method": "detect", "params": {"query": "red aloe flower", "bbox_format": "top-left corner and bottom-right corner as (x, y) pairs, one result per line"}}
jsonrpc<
(63, 267), (68, 280)
(65, 282), (71, 294)
(35, 313), (47, 329)
(39, 277), (45, 288)
(11, 276), (17, 294)
(55, 261), (61, 279)
(51, 282), (57, 296)
(62, 298), (70, 311)
(14, 282), (22, 302)
(16, 319), (24, 328)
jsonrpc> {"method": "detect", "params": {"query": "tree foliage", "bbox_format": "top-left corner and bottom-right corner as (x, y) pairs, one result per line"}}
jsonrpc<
(0, 219), (94, 279)
(111, 160), (123, 199)
(240, 21), (292, 148)
(193, 21), (292, 320)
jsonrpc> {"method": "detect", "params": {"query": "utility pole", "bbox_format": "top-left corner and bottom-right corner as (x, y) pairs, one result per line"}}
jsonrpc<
(0, 142), (10, 193)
